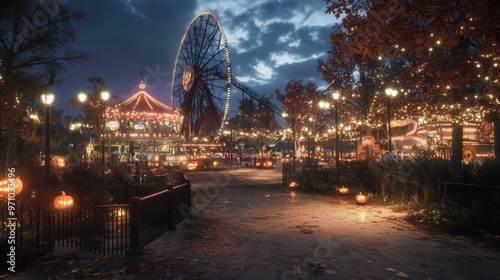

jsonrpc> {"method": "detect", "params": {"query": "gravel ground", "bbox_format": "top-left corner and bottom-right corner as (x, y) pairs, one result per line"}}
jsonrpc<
(5, 168), (500, 279)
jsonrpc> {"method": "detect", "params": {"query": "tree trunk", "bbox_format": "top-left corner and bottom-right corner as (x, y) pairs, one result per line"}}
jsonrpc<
(16, 137), (25, 162)
(451, 123), (463, 167)
(495, 118), (500, 159)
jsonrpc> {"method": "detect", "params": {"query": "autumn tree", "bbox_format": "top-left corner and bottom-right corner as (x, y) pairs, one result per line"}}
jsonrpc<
(68, 76), (110, 132)
(276, 80), (325, 156)
(0, 0), (88, 166)
(319, 0), (500, 162)
(255, 95), (279, 130)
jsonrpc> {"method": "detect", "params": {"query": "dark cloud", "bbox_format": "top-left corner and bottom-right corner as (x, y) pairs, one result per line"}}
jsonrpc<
(54, 0), (334, 115)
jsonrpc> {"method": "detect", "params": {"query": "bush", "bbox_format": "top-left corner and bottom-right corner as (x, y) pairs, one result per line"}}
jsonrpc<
(405, 199), (500, 235)
(61, 165), (128, 206)
(292, 156), (500, 235)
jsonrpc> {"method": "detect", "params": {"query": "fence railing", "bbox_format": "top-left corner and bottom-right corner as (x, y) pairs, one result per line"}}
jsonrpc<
(129, 180), (191, 252)
(0, 173), (191, 257)
(283, 163), (499, 212)
(440, 182), (500, 213)
(51, 204), (131, 255)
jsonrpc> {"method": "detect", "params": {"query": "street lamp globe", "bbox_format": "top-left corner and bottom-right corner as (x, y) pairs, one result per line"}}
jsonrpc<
(101, 90), (110, 101)
(41, 93), (55, 105)
(319, 101), (330, 109)
(385, 87), (397, 97)
(78, 92), (87, 103)
(332, 91), (340, 100)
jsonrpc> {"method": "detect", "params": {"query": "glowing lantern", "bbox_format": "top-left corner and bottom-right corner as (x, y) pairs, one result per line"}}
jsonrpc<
(53, 191), (74, 209)
(187, 162), (198, 170)
(338, 186), (349, 195)
(263, 161), (273, 168)
(289, 181), (298, 188)
(0, 177), (23, 196)
(355, 193), (368, 205)
(213, 161), (219, 167)
(51, 156), (66, 169)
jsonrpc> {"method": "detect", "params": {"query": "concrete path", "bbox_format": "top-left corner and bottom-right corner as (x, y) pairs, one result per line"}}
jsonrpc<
(8, 168), (500, 279)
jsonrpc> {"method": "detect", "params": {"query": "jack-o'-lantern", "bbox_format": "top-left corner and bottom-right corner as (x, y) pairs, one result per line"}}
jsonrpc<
(0, 177), (23, 196)
(355, 193), (368, 205)
(338, 186), (349, 195)
(53, 191), (74, 209)
(186, 162), (198, 170)
(289, 181), (298, 188)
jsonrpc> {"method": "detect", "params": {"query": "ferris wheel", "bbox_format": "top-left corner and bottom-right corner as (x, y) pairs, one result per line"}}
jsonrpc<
(171, 11), (232, 141)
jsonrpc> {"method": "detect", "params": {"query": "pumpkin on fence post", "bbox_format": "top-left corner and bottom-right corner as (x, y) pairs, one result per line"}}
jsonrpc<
(53, 191), (74, 209)
(0, 177), (23, 196)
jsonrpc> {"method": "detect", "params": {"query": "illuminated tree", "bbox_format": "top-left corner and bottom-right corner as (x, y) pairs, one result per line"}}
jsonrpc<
(320, 0), (500, 161)
(0, 0), (88, 165)
(276, 80), (324, 153)
(68, 76), (110, 131)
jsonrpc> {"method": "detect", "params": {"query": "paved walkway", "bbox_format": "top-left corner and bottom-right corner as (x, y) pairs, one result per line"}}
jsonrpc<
(8, 168), (500, 279)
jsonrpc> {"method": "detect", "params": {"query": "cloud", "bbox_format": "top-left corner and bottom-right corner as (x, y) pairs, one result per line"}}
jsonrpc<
(55, 0), (337, 115)
(123, 0), (147, 18)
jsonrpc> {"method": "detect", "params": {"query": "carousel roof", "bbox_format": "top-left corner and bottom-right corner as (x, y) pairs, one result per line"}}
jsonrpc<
(116, 82), (175, 115)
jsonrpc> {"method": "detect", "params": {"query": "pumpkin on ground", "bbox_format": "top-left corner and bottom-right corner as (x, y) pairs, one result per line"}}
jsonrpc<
(338, 186), (349, 195)
(355, 193), (368, 205)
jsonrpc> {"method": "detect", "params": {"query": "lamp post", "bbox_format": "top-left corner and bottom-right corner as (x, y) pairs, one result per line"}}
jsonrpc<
(100, 90), (110, 165)
(385, 87), (398, 153)
(41, 91), (54, 247)
(319, 100), (330, 162)
(229, 128), (233, 167)
(319, 92), (340, 186)
(282, 110), (296, 173)
(223, 121), (233, 166)
(307, 117), (313, 166)
(78, 92), (88, 168)
(332, 91), (340, 187)
(42, 92), (54, 191)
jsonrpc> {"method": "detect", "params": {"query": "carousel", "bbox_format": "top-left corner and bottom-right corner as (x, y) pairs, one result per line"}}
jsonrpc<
(104, 81), (187, 167)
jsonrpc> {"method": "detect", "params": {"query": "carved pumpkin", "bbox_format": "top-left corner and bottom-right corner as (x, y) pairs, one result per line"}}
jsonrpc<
(186, 162), (198, 170)
(289, 181), (298, 188)
(355, 193), (368, 205)
(0, 177), (23, 196)
(338, 186), (349, 195)
(53, 191), (74, 209)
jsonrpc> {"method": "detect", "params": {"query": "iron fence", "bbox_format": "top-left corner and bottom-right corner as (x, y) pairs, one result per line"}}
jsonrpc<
(441, 182), (500, 213)
(284, 163), (498, 213)
(52, 204), (131, 255)
(1, 173), (191, 257)
(129, 179), (191, 251)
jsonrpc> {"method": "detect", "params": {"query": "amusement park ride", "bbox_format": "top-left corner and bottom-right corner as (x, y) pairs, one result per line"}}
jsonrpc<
(171, 11), (282, 142)
(168, 11), (283, 165)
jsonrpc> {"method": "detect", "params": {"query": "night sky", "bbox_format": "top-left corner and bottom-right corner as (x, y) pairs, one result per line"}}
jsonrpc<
(55, 0), (338, 115)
